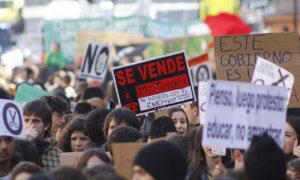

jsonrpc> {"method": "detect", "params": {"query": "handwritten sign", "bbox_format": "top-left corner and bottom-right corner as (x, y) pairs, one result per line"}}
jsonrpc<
(112, 51), (195, 115)
(0, 99), (25, 139)
(80, 44), (109, 80)
(252, 57), (294, 101)
(202, 80), (289, 149)
(214, 32), (300, 107)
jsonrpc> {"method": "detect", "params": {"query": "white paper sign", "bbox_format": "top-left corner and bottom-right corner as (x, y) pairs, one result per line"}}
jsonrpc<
(198, 81), (208, 125)
(203, 80), (289, 149)
(252, 57), (294, 101)
(79, 43), (109, 80)
(0, 99), (25, 139)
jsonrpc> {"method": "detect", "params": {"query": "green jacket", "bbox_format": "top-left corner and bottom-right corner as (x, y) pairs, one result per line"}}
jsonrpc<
(45, 51), (67, 69)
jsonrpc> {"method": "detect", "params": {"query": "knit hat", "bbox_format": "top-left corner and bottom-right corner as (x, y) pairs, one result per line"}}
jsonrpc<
(133, 141), (187, 180)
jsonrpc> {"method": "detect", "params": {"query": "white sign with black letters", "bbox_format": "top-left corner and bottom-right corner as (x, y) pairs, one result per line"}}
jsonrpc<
(0, 99), (25, 139)
(252, 57), (294, 101)
(203, 80), (289, 149)
(80, 44), (109, 80)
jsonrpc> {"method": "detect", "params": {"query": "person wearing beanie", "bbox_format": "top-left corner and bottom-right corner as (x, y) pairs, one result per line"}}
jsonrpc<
(244, 133), (286, 180)
(132, 141), (188, 180)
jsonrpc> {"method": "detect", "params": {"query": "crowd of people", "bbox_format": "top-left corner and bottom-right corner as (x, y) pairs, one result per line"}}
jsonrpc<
(0, 41), (300, 180)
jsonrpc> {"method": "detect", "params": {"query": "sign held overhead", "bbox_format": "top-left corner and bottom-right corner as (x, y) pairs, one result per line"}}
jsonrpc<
(80, 43), (109, 80)
(112, 51), (195, 115)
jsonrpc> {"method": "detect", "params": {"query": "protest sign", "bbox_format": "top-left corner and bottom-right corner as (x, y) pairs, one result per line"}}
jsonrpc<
(252, 57), (294, 101)
(188, 53), (212, 85)
(112, 51), (195, 115)
(214, 32), (300, 107)
(0, 99), (25, 139)
(14, 83), (50, 103)
(112, 143), (144, 180)
(60, 152), (83, 167)
(198, 81), (208, 125)
(202, 80), (289, 149)
(79, 44), (109, 80)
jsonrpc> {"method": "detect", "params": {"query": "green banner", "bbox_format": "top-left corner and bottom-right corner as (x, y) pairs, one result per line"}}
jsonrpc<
(44, 16), (206, 61)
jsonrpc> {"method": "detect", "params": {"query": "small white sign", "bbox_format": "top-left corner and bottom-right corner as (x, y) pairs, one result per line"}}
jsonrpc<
(0, 99), (25, 139)
(252, 57), (294, 101)
(203, 80), (289, 150)
(198, 81), (208, 125)
(80, 44), (109, 80)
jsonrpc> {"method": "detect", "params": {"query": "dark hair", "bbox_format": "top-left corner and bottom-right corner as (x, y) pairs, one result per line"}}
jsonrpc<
(168, 107), (189, 129)
(74, 102), (94, 115)
(287, 116), (300, 141)
(57, 117), (88, 152)
(107, 126), (142, 156)
(12, 161), (43, 180)
(189, 126), (208, 180)
(23, 100), (52, 138)
(77, 149), (110, 171)
(15, 140), (41, 166)
(81, 87), (104, 100)
(86, 108), (111, 147)
(287, 158), (300, 172)
(83, 165), (121, 180)
(244, 133), (286, 180)
(40, 96), (69, 114)
(103, 108), (140, 137)
(166, 134), (188, 159)
(49, 166), (86, 180)
(0, 87), (11, 99)
(148, 116), (177, 139)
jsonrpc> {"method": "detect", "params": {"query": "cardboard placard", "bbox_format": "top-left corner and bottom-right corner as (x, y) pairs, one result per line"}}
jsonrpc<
(60, 152), (83, 167)
(112, 143), (144, 180)
(79, 44), (109, 80)
(0, 99), (25, 139)
(252, 57), (294, 101)
(214, 32), (300, 107)
(202, 80), (289, 149)
(112, 51), (195, 115)
(14, 84), (50, 103)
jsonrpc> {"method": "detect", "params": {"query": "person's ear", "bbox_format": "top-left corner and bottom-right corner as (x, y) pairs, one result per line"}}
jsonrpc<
(192, 106), (199, 116)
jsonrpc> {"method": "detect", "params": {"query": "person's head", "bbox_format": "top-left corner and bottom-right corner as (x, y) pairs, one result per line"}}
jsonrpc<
(103, 108), (140, 137)
(51, 42), (60, 53)
(40, 96), (69, 137)
(107, 126), (142, 156)
(49, 166), (86, 180)
(244, 133), (286, 180)
(86, 108), (111, 147)
(132, 141), (188, 180)
(148, 116), (177, 140)
(81, 87), (104, 101)
(15, 140), (40, 165)
(168, 107), (189, 135)
(74, 102), (94, 115)
(0, 136), (15, 165)
(166, 134), (188, 159)
(287, 158), (300, 180)
(11, 161), (43, 180)
(76, 149), (110, 171)
(83, 164), (124, 180)
(58, 117), (90, 152)
(182, 102), (199, 126)
(23, 100), (52, 138)
(285, 116), (300, 155)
